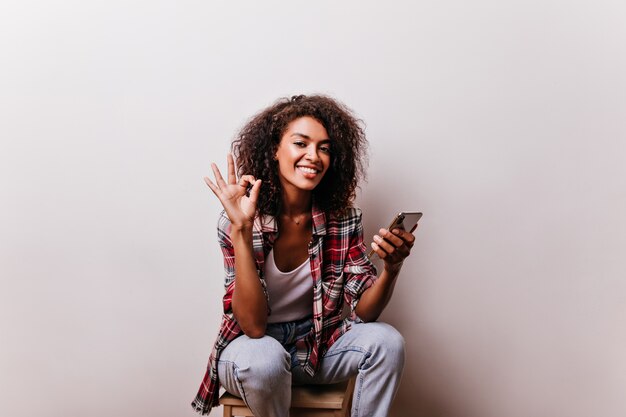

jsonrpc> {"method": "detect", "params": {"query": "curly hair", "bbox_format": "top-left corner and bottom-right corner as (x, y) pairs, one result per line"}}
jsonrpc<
(231, 94), (369, 217)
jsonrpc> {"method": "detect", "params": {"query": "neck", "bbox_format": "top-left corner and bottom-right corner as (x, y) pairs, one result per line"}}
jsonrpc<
(280, 188), (312, 217)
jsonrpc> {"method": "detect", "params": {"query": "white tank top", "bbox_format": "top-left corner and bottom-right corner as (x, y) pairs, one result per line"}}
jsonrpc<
(264, 249), (314, 323)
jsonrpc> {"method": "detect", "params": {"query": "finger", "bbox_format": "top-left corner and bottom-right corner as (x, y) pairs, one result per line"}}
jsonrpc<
(239, 175), (256, 187)
(370, 242), (388, 259)
(211, 163), (228, 189)
(379, 228), (404, 247)
(247, 179), (262, 206)
(391, 228), (416, 247)
(227, 153), (237, 185)
(203, 176), (221, 198)
(406, 232), (416, 247)
(373, 234), (397, 255)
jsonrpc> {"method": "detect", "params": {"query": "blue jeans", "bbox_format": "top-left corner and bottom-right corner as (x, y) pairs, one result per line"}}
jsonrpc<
(217, 319), (405, 417)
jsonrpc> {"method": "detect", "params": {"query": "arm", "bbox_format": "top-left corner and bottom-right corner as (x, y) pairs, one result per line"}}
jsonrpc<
(355, 227), (416, 322)
(206, 154), (267, 338)
(354, 262), (402, 322)
(229, 225), (268, 338)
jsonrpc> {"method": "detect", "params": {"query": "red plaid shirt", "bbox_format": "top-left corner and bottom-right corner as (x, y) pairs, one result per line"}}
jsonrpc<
(191, 204), (377, 415)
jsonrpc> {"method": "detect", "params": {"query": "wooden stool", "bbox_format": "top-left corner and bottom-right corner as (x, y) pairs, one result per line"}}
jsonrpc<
(219, 377), (356, 417)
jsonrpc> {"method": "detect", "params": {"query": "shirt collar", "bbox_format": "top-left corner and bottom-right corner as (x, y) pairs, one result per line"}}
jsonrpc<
(256, 214), (277, 233)
(310, 200), (327, 236)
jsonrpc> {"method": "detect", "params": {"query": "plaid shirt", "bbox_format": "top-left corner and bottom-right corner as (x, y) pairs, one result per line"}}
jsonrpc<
(191, 204), (378, 415)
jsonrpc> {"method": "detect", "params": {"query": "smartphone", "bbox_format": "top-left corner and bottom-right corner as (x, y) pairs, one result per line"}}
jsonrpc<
(368, 211), (423, 258)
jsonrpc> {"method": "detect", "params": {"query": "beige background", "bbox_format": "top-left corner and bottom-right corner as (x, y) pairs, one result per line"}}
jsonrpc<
(1, 1), (625, 417)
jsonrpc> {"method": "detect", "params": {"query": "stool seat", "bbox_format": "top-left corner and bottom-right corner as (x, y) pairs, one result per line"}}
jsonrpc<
(219, 378), (355, 417)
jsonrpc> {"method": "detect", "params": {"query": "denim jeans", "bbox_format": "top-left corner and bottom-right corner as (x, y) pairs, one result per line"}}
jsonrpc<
(217, 319), (405, 417)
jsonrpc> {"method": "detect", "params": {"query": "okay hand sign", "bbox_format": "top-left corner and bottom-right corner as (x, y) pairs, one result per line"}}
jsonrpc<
(203, 154), (262, 229)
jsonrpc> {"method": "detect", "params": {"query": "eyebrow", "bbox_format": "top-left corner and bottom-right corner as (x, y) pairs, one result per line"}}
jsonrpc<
(290, 133), (331, 143)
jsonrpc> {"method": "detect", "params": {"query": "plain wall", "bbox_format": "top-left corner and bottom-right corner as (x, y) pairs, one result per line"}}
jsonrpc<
(1, 1), (625, 416)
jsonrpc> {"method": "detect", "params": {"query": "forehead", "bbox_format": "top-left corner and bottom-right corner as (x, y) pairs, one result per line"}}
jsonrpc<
(283, 116), (329, 140)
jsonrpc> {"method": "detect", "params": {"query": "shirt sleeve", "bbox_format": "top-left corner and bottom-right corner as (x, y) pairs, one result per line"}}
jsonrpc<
(216, 212), (236, 314)
(342, 210), (378, 320)
(217, 211), (270, 315)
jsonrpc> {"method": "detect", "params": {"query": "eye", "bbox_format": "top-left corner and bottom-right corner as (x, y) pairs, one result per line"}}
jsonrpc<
(320, 145), (331, 154)
(293, 141), (306, 148)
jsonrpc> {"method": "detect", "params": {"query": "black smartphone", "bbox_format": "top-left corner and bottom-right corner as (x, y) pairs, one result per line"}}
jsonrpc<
(368, 211), (423, 258)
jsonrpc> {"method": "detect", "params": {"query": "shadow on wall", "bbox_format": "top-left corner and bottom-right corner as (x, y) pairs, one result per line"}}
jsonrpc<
(361, 192), (478, 417)
(385, 309), (466, 417)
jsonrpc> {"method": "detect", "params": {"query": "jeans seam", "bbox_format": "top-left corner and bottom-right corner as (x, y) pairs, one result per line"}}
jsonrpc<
(234, 364), (250, 407)
(354, 371), (365, 417)
(330, 349), (369, 417)
(219, 360), (249, 407)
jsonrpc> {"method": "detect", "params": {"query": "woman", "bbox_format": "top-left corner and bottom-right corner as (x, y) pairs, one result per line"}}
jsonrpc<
(192, 95), (416, 417)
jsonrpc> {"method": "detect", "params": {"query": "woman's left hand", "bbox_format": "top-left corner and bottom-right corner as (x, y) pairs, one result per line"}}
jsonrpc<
(370, 227), (416, 271)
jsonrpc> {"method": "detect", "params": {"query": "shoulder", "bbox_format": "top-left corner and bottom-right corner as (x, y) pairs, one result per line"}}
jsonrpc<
(216, 211), (232, 245)
(217, 210), (231, 230)
(328, 206), (362, 221)
(326, 206), (364, 233)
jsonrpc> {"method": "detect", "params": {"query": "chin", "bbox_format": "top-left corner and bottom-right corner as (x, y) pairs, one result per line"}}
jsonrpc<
(297, 182), (320, 191)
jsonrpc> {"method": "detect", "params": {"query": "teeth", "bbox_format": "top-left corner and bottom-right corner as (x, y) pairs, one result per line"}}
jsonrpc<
(297, 167), (318, 174)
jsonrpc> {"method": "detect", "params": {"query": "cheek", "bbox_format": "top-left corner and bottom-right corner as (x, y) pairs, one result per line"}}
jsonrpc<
(323, 155), (332, 170)
(278, 160), (292, 174)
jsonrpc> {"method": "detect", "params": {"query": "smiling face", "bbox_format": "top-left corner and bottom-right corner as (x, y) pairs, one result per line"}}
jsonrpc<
(275, 116), (331, 195)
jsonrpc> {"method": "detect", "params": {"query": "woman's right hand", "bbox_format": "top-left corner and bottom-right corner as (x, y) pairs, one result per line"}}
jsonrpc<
(204, 153), (262, 229)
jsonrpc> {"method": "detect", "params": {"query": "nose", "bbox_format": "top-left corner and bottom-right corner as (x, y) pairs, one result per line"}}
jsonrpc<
(305, 145), (320, 162)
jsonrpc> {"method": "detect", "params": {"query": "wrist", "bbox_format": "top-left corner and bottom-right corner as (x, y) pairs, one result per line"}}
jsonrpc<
(230, 224), (253, 240)
(383, 261), (403, 274)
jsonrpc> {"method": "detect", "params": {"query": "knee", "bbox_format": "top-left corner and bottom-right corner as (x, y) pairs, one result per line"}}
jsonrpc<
(384, 325), (405, 366)
(362, 323), (406, 368)
(235, 336), (290, 385)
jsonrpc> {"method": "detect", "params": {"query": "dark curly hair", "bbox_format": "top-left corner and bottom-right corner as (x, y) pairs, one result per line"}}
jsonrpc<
(231, 94), (368, 217)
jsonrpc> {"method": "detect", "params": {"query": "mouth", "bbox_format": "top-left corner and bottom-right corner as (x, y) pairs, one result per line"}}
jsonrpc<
(296, 165), (321, 175)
